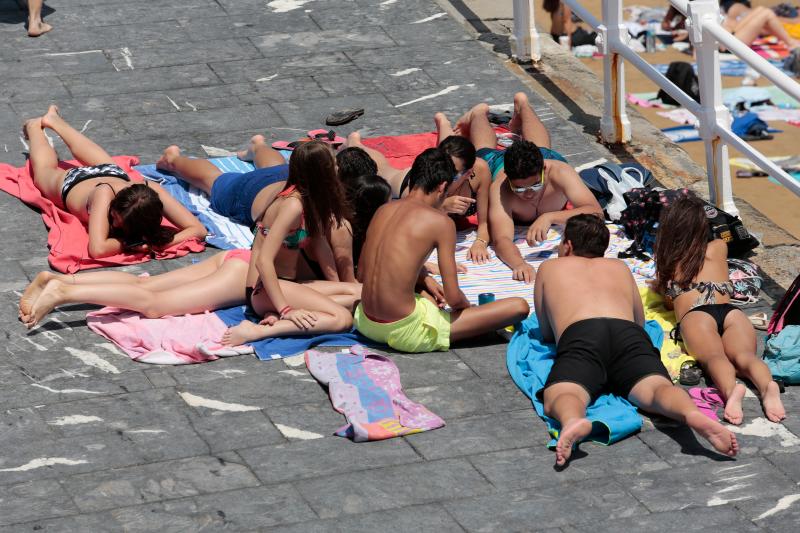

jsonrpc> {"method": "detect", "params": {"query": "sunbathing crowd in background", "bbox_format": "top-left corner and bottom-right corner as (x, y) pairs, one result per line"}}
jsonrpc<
(15, 90), (787, 465)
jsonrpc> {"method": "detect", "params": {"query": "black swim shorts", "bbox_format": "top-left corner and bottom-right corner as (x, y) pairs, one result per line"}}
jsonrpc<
(542, 318), (670, 401)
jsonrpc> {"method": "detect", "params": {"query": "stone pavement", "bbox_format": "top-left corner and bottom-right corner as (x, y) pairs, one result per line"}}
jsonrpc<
(0, 0), (798, 531)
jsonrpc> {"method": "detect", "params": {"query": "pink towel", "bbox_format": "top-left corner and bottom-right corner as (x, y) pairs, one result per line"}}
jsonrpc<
(87, 306), (253, 365)
(0, 155), (205, 273)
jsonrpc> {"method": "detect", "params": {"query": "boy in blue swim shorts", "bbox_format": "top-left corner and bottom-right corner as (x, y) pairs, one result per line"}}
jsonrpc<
(454, 92), (603, 284)
(354, 148), (529, 353)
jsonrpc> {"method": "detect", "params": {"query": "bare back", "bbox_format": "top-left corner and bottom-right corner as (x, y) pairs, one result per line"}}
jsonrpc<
(535, 256), (642, 342)
(358, 198), (450, 321)
(671, 240), (732, 321)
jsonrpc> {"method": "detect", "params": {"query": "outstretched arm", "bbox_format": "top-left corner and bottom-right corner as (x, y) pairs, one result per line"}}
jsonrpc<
(152, 182), (208, 247)
(467, 159), (492, 264)
(489, 179), (535, 283)
(435, 217), (470, 310)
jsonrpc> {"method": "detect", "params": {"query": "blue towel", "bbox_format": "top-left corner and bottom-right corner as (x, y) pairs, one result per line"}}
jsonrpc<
(655, 59), (791, 77)
(661, 124), (781, 143)
(135, 155), (291, 250)
(214, 305), (378, 361)
(506, 314), (667, 448)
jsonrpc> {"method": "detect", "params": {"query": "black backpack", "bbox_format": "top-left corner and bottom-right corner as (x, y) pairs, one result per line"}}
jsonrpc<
(658, 62), (700, 106)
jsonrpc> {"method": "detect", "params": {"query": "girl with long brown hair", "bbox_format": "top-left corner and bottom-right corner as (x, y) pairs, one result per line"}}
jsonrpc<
(654, 195), (784, 425)
(20, 142), (360, 345)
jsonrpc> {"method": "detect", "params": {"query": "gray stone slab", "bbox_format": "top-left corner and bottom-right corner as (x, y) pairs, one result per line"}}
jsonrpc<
(50, 0), (225, 28)
(209, 52), (355, 83)
(445, 477), (647, 531)
(382, 82), (529, 118)
(0, 407), (56, 446)
(61, 453), (260, 512)
(265, 503), (465, 533)
(405, 377), (532, 420)
(238, 76), (328, 104)
(469, 436), (671, 491)
(239, 434), (422, 484)
(560, 505), (759, 533)
(119, 104), (286, 139)
(309, 0), (447, 30)
(0, 479), (77, 527)
(0, 76), (70, 103)
(405, 410), (541, 460)
(735, 496), (800, 531)
(272, 93), (396, 130)
(452, 342), (510, 379)
(106, 38), (263, 70)
(385, 349), (477, 388)
(382, 18), (473, 46)
(295, 458), (492, 519)
(423, 62), (521, 86)
(249, 28), (395, 58)
(176, 10), (320, 41)
(345, 40), (490, 69)
(622, 456), (797, 512)
(59, 64), (221, 97)
(188, 409), (286, 453)
(51, 20), (192, 50)
(264, 399), (346, 437)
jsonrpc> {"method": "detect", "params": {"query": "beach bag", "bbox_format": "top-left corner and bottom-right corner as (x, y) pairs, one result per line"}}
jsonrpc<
(727, 259), (762, 305)
(763, 326), (800, 385)
(658, 62), (700, 106)
(702, 202), (760, 258)
(768, 272), (800, 335)
(618, 188), (692, 259)
(579, 163), (654, 214)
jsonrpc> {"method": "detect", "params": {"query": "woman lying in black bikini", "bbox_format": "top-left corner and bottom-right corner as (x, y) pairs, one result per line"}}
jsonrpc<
(24, 106), (206, 258)
(654, 195), (785, 425)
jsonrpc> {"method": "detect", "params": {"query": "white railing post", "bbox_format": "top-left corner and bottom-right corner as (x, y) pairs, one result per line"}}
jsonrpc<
(599, 0), (632, 143)
(510, 0), (541, 63)
(688, 0), (738, 216)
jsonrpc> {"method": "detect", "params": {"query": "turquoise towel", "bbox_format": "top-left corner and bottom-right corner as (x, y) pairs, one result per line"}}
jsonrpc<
(507, 315), (664, 448)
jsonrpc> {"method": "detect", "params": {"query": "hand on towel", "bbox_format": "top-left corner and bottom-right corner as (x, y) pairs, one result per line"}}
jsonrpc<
(443, 195), (476, 215)
(527, 214), (553, 246)
(467, 239), (490, 264)
(512, 261), (536, 284)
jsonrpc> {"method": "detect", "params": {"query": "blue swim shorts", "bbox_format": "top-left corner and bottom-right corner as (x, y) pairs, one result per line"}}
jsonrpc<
(209, 164), (289, 227)
(476, 146), (568, 180)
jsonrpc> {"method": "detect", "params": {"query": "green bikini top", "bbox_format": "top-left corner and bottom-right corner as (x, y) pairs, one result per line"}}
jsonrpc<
(253, 186), (310, 250)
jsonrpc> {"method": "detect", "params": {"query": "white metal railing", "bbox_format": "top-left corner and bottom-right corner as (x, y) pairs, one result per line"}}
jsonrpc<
(512, 0), (800, 216)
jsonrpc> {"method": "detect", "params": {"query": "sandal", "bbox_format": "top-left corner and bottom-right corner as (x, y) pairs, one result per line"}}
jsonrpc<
(325, 108), (364, 126)
(271, 139), (310, 151)
(679, 362), (703, 386)
(748, 311), (769, 331)
(307, 129), (345, 147)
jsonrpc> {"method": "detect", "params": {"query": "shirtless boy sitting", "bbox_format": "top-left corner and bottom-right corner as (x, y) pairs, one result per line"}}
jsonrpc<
(535, 214), (738, 466)
(355, 148), (530, 353)
(456, 92), (602, 283)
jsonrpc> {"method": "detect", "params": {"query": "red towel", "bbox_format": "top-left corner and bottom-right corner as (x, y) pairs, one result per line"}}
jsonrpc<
(0, 155), (205, 273)
(361, 132), (439, 169)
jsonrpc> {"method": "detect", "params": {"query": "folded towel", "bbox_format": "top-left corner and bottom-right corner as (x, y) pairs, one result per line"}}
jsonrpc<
(305, 344), (445, 441)
(0, 155), (205, 273)
(507, 313), (647, 448)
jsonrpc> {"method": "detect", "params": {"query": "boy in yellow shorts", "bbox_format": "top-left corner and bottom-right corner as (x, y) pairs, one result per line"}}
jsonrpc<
(355, 148), (530, 353)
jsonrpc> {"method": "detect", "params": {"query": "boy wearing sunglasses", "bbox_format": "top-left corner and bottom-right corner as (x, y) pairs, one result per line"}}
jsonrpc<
(455, 93), (602, 283)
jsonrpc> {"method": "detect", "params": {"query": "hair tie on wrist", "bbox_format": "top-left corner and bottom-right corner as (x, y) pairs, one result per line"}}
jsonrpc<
(279, 305), (292, 318)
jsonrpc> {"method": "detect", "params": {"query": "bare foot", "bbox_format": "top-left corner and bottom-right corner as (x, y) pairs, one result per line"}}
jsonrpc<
(685, 411), (739, 457)
(509, 92), (530, 134)
(22, 117), (42, 140)
(723, 383), (747, 425)
(28, 20), (53, 37)
(25, 279), (66, 329)
(434, 112), (452, 136)
(345, 131), (362, 148)
(40, 105), (61, 130)
(761, 381), (786, 423)
(555, 418), (592, 467)
(236, 134), (266, 162)
(156, 145), (182, 172)
(222, 320), (265, 346)
(19, 271), (56, 322)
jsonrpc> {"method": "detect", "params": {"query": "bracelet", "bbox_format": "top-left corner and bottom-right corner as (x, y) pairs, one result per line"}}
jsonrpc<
(278, 305), (292, 318)
(475, 237), (489, 246)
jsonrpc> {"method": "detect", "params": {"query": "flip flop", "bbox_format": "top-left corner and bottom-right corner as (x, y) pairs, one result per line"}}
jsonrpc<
(307, 129), (345, 146)
(679, 362), (703, 386)
(271, 139), (310, 151)
(325, 108), (364, 126)
(748, 311), (769, 330)
(689, 387), (720, 421)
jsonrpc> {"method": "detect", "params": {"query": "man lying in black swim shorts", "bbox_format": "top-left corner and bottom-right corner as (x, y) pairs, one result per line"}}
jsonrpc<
(533, 214), (739, 467)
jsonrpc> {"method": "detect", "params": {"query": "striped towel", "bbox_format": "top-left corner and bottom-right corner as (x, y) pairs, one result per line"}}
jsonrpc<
(135, 154), (290, 250)
(427, 223), (655, 309)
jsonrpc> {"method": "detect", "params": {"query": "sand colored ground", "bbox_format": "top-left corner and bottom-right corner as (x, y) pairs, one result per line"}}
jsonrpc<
(534, 0), (800, 239)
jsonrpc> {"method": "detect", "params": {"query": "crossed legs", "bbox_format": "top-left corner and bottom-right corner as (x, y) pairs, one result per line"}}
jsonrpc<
(725, 6), (800, 49)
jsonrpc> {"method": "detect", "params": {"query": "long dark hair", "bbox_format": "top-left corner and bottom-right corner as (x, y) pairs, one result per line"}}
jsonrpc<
(654, 195), (709, 293)
(286, 141), (350, 238)
(347, 174), (391, 264)
(109, 183), (172, 247)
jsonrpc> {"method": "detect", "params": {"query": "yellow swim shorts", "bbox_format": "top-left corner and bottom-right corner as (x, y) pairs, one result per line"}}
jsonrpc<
(354, 295), (451, 353)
